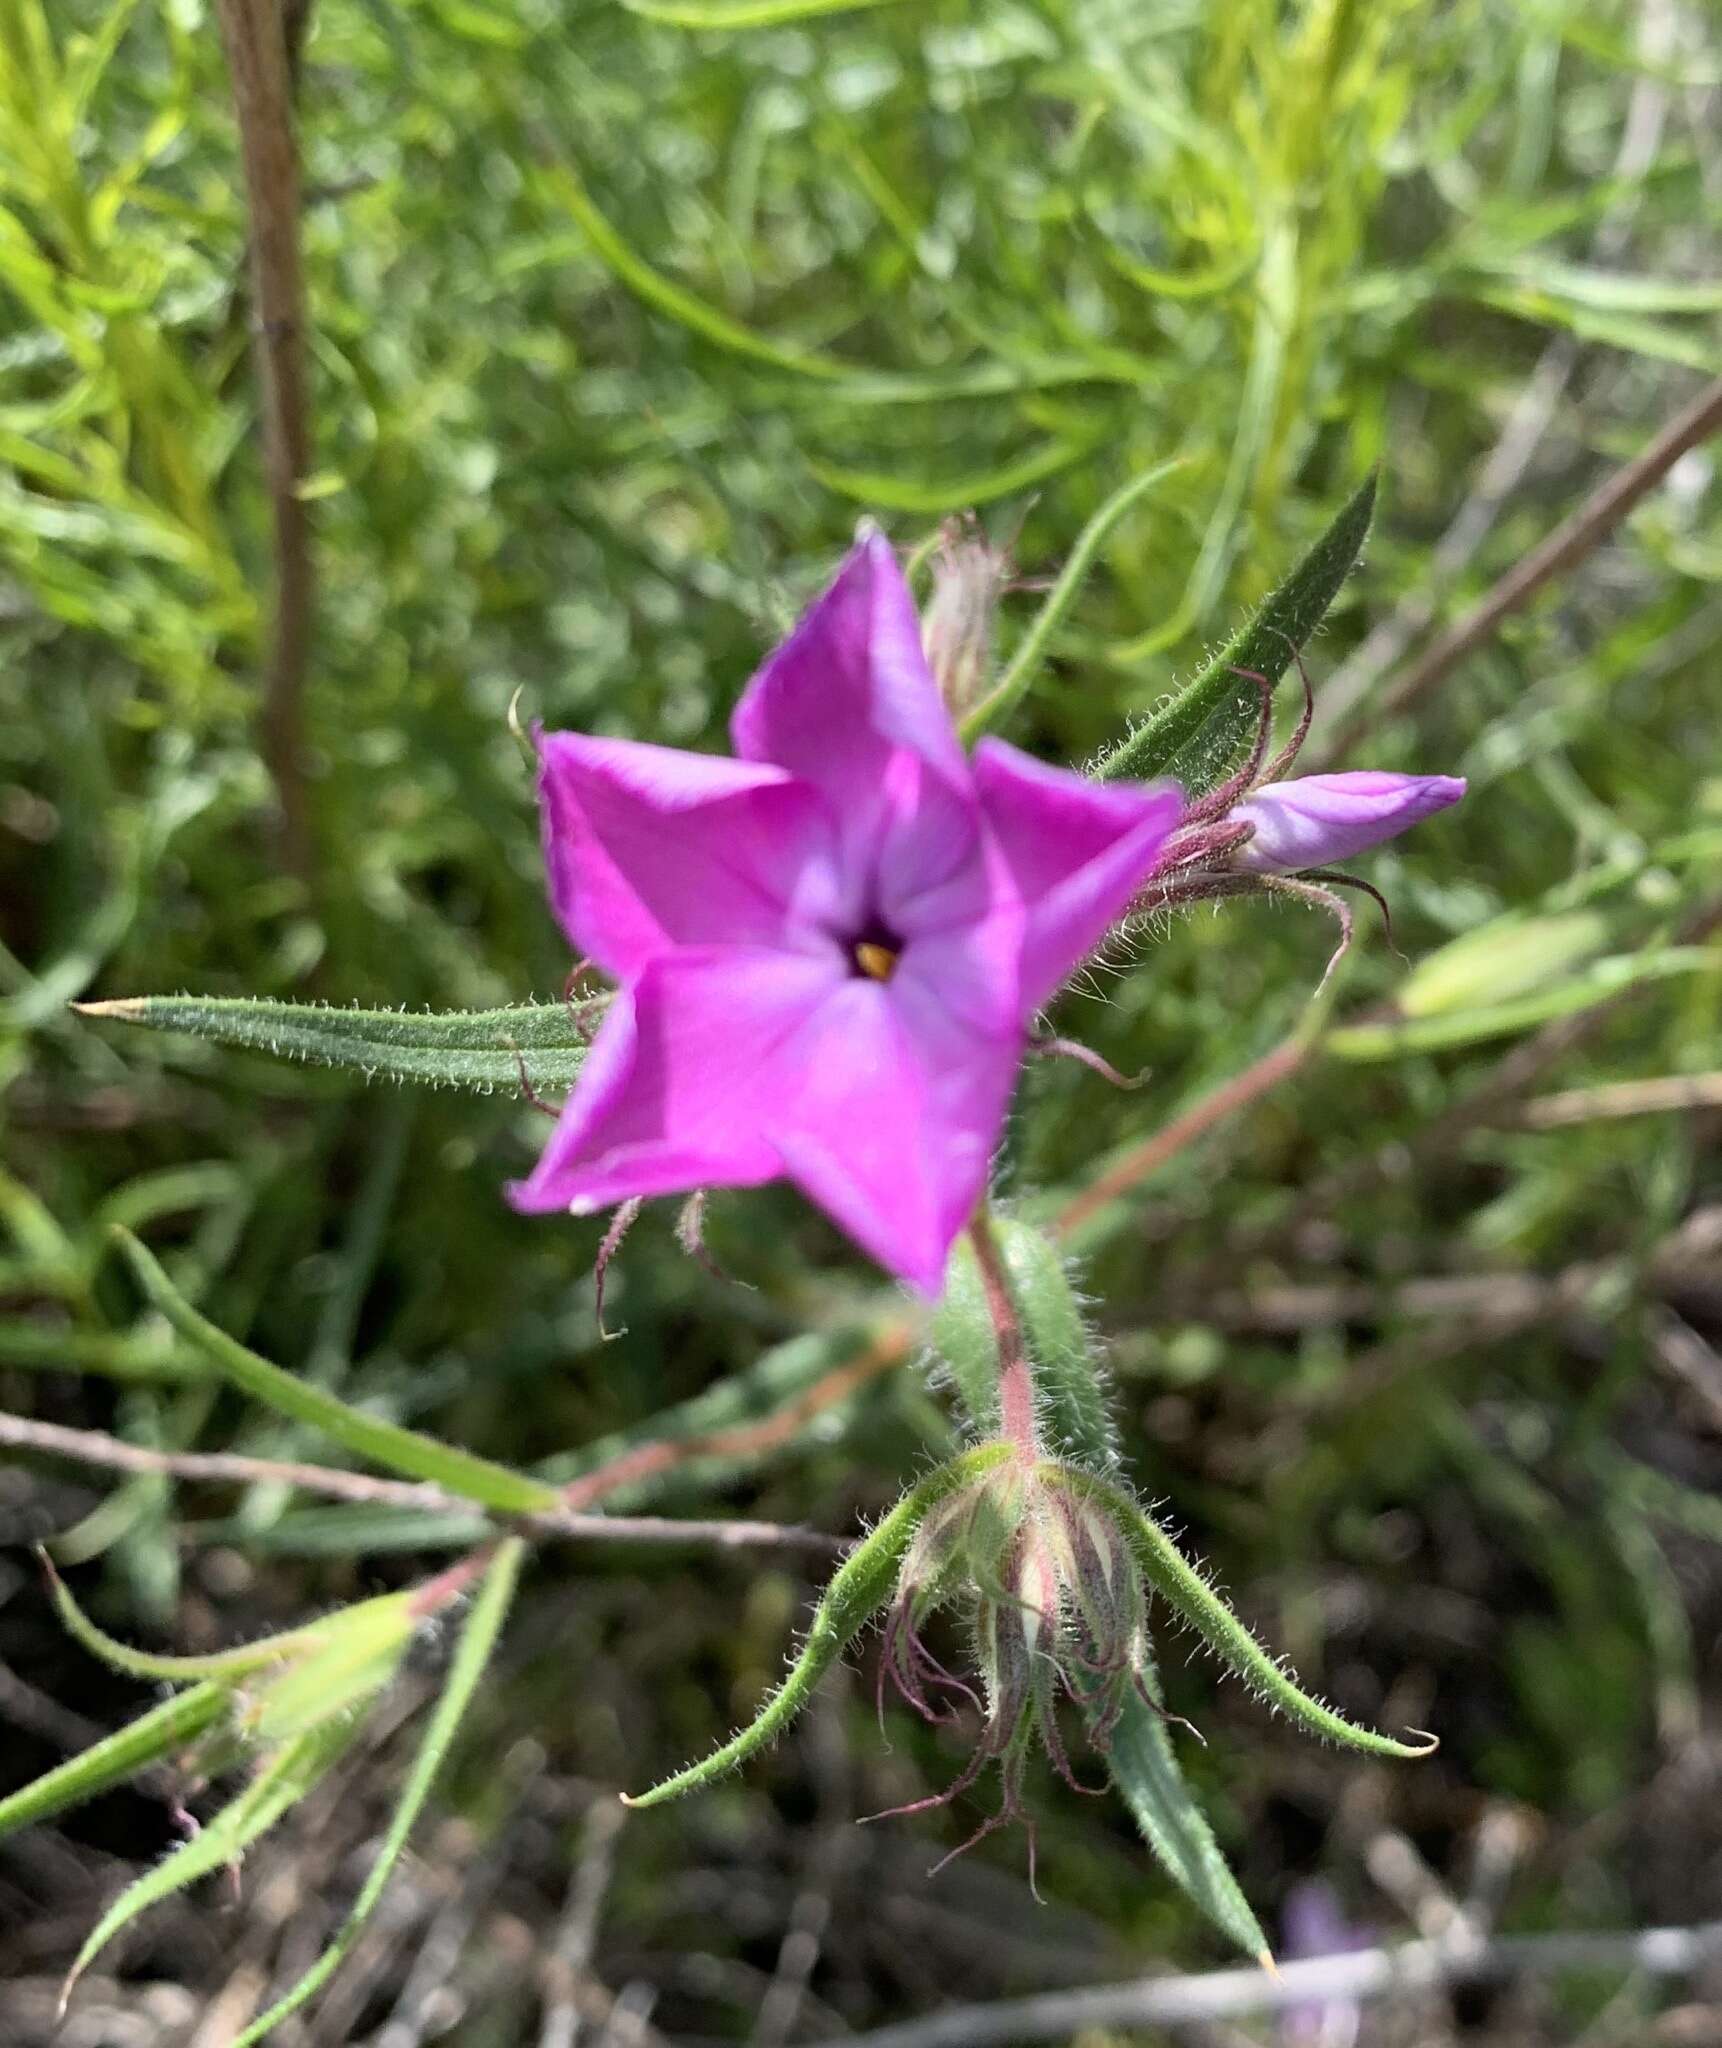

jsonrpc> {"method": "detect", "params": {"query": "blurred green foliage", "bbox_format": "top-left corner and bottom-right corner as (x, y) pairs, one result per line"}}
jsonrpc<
(2, 0), (1720, 2031)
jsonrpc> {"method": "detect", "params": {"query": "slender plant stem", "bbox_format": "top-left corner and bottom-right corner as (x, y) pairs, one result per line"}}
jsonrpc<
(561, 1318), (912, 1512)
(1325, 374), (1722, 756)
(965, 1210), (1039, 1460)
(1052, 1032), (1310, 1241)
(0, 1411), (843, 1556)
(214, 0), (316, 888)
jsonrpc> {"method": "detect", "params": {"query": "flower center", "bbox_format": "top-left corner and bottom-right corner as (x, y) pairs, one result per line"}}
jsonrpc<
(850, 925), (902, 982)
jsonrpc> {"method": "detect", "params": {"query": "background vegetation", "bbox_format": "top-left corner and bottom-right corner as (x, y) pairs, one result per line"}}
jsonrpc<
(2, 0), (1719, 2041)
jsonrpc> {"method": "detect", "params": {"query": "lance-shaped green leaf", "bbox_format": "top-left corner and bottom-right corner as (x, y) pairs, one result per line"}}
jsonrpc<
(1095, 471), (1377, 790)
(625, 1446), (1011, 1808)
(63, 1715), (361, 2008)
(72, 994), (591, 1094)
(1082, 1654), (1269, 1961)
(1068, 1471), (1437, 1760)
(0, 1682), (228, 1843)
(933, 1220), (1118, 1469)
(960, 457), (1185, 744)
(112, 1229), (560, 1515)
(230, 1539), (525, 2048)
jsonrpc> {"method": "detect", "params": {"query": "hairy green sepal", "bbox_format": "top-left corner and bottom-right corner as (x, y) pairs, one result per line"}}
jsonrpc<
(624, 1445), (1012, 1808)
(1067, 1469), (1437, 1760)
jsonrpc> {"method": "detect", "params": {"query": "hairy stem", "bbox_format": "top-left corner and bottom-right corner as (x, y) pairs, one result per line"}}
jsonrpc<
(966, 1209), (1039, 1461)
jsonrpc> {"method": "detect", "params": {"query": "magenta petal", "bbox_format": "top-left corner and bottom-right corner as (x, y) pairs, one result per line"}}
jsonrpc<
(1235, 772), (1466, 872)
(970, 738), (1184, 1009)
(507, 949), (840, 1214)
(537, 733), (841, 978)
(731, 530), (968, 813)
(774, 979), (1021, 1297)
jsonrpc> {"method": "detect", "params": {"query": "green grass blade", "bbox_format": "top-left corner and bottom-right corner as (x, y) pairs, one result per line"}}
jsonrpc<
(540, 163), (844, 380)
(1328, 948), (1714, 1059)
(960, 458), (1185, 744)
(230, 1539), (525, 2047)
(1094, 472), (1377, 789)
(624, 0), (909, 21)
(73, 995), (590, 1093)
(808, 436), (1101, 516)
(0, 1681), (228, 1842)
(112, 1230), (560, 1514)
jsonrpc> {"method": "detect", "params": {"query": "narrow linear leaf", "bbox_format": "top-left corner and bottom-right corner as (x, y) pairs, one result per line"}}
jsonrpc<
(1088, 1660), (1269, 1960)
(112, 1230), (560, 1514)
(1328, 948), (1714, 1060)
(625, 1446), (1010, 1807)
(230, 1539), (525, 2048)
(1095, 471), (1377, 788)
(1071, 1473), (1436, 1760)
(43, 1550), (325, 1684)
(808, 435), (1101, 516)
(64, 1717), (359, 2004)
(73, 994), (590, 1094)
(0, 1682), (228, 1842)
(625, 0), (909, 22)
(961, 457), (1185, 743)
(540, 162), (845, 380)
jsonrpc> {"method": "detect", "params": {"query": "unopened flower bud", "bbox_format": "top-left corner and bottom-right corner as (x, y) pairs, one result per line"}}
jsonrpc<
(922, 517), (1013, 714)
(1235, 771), (1466, 872)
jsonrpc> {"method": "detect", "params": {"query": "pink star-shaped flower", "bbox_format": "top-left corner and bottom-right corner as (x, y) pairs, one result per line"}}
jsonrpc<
(509, 532), (1181, 1294)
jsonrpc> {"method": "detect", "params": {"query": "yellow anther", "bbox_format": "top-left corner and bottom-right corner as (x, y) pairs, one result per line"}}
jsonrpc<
(853, 941), (899, 982)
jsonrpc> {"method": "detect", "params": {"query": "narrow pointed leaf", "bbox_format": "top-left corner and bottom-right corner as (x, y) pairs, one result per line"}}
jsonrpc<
(1095, 472), (1377, 789)
(112, 1230), (560, 1514)
(64, 1717), (359, 2003)
(43, 1550), (328, 1684)
(961, 457), (1185, 742)
(73, 995), (591, 1094)
(0, 1682), (228, 1842)
(1072, 1473), (1437, 1760)
(230, 1539), (525, 2047)
(625, 1446), (1010, 1807)
(1089, 1660), (1269, 1959)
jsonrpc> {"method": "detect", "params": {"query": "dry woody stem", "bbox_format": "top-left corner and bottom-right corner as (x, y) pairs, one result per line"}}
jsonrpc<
(215, 0), (316, 885)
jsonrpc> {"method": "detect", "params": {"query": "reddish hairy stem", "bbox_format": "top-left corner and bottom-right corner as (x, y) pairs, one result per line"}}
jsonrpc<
(966, 1210), (1040, 1461)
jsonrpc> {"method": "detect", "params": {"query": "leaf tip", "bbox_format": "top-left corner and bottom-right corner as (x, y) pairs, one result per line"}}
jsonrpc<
(69, 998), (146, 1020)
(1256, 1949), (1280, 1981)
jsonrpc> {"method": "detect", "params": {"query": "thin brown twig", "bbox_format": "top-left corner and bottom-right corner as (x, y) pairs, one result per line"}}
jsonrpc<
(1325, 375), (1722, 756)
(1051, 1032), (1310, 1242)
(0, 1411), (843, 1556)
(561, 1319), (913, 1511)
(214, 0), (316, 887)
(1308, 1), (1675, 757)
